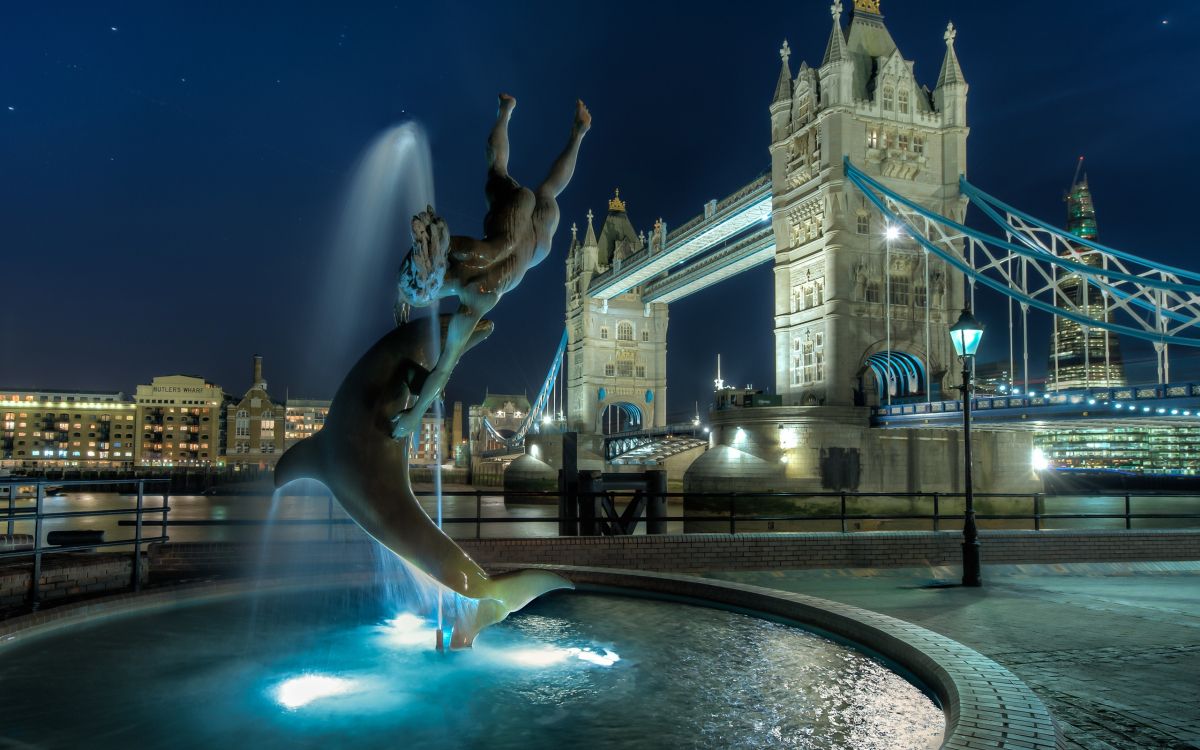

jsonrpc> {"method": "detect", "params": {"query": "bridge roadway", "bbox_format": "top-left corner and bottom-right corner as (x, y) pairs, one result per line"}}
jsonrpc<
(872, 382), (1200, 429)
(587, 175), (773, 302)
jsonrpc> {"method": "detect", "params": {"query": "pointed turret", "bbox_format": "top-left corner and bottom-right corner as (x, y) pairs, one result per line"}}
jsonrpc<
(773, 40), (793, 104)
(936, 22), (966, 89)
(934, 22), (968, 127)
(581, 208), (600, 276)
(583, 208), (598, 247)
(822, 2), (847, 66)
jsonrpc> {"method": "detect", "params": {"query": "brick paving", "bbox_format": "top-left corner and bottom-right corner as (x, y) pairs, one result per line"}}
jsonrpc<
(710, 562), (1200, 749)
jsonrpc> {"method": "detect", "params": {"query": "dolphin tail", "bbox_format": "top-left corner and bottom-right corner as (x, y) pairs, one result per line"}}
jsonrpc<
(449, 569), (575, 649)
(274, 434), (325, 489)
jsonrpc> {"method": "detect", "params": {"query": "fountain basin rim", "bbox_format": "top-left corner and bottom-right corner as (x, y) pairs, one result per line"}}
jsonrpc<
(0, 568), (1058, 749)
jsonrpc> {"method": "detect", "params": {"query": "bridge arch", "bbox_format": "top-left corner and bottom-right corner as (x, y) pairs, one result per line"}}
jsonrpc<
(597, 401), (643, 435)
(856, 350), (927, 406)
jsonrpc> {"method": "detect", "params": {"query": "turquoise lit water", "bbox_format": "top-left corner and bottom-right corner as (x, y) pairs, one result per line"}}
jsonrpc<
(0, 591), (942, 749)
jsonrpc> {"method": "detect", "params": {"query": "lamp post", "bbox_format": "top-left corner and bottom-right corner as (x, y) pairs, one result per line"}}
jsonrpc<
(949, 307), (984, 587)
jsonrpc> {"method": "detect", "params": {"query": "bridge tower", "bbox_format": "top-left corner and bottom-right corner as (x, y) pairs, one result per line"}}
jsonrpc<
(770, 0), (969, 408)
(564, 191), (669, 438)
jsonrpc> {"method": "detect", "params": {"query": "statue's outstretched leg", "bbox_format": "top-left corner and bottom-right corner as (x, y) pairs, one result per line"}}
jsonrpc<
(392, 291), (499, 439)
(487, 94), (516, 182)
(537, 100), (590, 200)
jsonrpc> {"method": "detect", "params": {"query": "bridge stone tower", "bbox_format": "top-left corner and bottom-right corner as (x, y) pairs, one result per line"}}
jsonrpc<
(770, 0), (968, 407)
(564, 191), (669, 438)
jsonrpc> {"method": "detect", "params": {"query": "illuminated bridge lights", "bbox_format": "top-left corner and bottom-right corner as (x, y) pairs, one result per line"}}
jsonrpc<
(588, 184), (772, 301)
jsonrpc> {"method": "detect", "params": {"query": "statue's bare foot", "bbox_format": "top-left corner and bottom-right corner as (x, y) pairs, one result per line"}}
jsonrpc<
(574, 100), (591, 136)
(499, 93), (516, 115)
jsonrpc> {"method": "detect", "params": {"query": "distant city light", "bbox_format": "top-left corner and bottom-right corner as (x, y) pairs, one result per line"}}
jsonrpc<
(1087, 399), (1096, 405)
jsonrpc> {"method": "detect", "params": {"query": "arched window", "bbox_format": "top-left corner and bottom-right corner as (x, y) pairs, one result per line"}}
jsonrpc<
(604, 363), (615, 377)
(882, 85), (894, 111)
(898, 87), (910, 114)
(641, 329), (649, 342)
(617, 321), (634, 341)
(600, 327), (609, 340)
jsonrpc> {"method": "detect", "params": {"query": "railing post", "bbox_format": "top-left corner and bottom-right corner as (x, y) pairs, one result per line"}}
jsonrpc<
(932, 493), (940, 532)
(5, 483), (13, 537)
(1124, 493), (1132, 530)
(31, 483), (44, 611)
(132, 481), (144, 592)
(160, 483), (169, 542)
(728, 494), (736, 535)
(840, 493), (847, 533)
(1033, 493), (1042, 531)
(476, 491), (482, 539)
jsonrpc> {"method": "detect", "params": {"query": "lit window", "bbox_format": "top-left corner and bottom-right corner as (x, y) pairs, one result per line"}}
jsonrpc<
(882, 85), (894, 111)
(867, 129), (879, 149)
(617, 322), (634, 341)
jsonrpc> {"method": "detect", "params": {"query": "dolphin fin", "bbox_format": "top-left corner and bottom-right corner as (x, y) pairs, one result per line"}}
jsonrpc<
(274, 434), (325, 489)
(448, 570), (574, 649)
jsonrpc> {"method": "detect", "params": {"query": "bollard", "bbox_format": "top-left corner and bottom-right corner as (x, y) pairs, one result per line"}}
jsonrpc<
(646, 470), (667, 534)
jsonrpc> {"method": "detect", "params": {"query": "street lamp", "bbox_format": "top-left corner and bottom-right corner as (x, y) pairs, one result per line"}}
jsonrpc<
(949, 307), (984, 587)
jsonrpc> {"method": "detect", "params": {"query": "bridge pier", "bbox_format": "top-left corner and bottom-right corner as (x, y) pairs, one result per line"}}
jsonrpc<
(683, 405), (1041, 497)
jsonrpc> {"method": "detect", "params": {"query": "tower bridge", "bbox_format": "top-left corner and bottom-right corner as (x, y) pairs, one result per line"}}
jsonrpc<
(486, 0), (1200, 491)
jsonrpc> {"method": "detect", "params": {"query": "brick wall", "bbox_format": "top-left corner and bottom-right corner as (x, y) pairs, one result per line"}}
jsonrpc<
(0, 553), (146, 612)
(147, 529), (1200, 579)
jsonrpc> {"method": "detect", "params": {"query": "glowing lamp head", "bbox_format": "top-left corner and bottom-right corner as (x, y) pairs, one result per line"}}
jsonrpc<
(949, 308), (984, 358)
(884, 224), (902, 241)
(1031, 447), (1049, 472)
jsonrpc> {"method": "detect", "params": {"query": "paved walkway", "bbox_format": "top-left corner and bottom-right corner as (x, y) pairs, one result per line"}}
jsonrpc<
(710, 562), (1200, 750)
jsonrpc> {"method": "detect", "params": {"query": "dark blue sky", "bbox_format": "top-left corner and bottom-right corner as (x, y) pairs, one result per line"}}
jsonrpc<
(3, 1), (1199, 416)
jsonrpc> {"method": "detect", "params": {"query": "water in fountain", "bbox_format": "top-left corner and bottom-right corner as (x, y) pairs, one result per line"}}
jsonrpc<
(313, 122), (435, 386)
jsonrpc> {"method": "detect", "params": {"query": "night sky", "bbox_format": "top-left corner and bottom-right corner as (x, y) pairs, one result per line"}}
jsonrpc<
(4, 1), (1200, 418)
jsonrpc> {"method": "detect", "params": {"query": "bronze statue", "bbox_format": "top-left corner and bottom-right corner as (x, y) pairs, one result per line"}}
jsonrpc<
(393, 94), (590, 439)
(276, 95), (589, 647)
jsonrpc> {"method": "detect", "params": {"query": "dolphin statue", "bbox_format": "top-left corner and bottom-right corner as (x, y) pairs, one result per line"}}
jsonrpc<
(275, 313), (572, 647)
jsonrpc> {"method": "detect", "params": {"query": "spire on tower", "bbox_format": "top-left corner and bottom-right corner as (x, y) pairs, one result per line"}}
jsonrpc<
(936, 21), (966, 89)
(584, 209), (598, 246)
(773, 40), (792, 103)
(823, 2), (847, 65)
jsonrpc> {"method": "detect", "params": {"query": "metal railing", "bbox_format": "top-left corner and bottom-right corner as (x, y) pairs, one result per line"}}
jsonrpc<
(1, 478), (170, 609)
(112, 489), (1200, 539)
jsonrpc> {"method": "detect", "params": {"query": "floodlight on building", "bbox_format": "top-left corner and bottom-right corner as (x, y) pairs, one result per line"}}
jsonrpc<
(884, 224), (902, 241)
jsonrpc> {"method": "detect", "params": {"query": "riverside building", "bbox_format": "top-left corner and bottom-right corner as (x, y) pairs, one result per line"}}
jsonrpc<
(134, 375), (225, 467)
(225, 356), (286, 469)
(0, 389), (137, 469)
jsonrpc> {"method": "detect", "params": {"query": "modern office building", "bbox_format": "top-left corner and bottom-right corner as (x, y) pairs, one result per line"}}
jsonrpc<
(133, 375), (225, 466)
(1045, 174), (1126, 391)
(285, 398), (331, 447)
(0, 389), (137, 469)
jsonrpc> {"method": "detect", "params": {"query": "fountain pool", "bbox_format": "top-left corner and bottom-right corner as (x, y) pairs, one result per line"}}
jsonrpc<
(0, 588), (942, 749)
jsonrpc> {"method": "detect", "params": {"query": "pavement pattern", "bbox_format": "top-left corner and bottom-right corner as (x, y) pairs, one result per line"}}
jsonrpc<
(710, 562), (1200, 750)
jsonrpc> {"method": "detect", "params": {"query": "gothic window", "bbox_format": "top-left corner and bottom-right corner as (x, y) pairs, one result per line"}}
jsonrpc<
(866, 281), (881, 304)
(913, 135), (925, 155)
(641, 329), (649, 342)
(790, 339), (803, 386)
(636, 365), (646, 378)
(856, 214), (870, 235)
(617, 360), (634, 378)
(867, 129), (879, 149)
(617, 321), (634, 341)
(800, 333), (826, 384)
(882, 85), (894, 111)
(898, 87), (910, 114)
(235, 410), (249, 438)
(889, 275), (911, 306)
(898, 133), (909, 151)
(915, 284), (927, 308)
(600, 327), (609, 340)
(880, 130), (891, 150)
(604, 363), (615, 377)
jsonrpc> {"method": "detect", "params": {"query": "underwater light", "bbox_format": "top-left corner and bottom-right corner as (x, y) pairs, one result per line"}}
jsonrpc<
(379, 613), (438, 647)
(274, 675), (356, 709)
